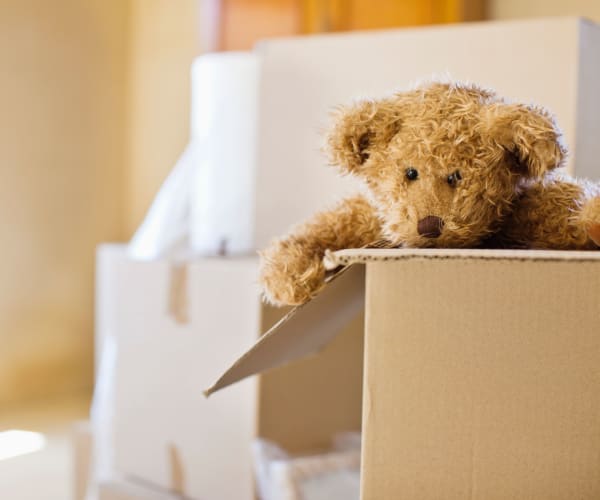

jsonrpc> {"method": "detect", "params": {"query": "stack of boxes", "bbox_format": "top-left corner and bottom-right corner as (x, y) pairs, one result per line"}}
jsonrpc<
(82, 17), (600, 500)
(93, 248), (363, 499)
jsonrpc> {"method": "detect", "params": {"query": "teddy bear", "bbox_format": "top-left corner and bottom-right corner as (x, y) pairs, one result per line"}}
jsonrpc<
(259, 81), (600, 306)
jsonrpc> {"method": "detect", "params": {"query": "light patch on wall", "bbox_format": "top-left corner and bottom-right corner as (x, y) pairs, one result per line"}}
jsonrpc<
(0, 430), (46, 461)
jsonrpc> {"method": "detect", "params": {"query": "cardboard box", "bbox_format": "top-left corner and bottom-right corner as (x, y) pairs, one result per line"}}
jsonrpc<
(95, 245), (363, 499)
(209, 248), (600, 499)
(253, 17), (600, 248)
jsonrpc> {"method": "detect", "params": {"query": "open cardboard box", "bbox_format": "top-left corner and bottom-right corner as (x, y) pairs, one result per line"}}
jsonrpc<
(208, 248), (600, 500)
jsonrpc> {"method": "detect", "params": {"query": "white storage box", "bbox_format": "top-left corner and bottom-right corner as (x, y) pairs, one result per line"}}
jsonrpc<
(94, 245), (363, 500)
(97, 479), (181, 500)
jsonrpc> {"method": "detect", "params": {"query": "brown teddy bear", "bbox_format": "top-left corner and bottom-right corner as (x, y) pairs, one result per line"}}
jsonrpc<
(259, 82), (600, 306)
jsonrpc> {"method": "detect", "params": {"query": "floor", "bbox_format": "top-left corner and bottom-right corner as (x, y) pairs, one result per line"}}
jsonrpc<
(0, 393), (90, 500)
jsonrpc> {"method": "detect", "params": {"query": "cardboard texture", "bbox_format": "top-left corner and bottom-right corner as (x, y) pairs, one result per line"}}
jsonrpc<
(96, 246), (363, 500)
(211, 248), (600, 500)
(254, 17), (600, 248)
(361, 251), (600, 500)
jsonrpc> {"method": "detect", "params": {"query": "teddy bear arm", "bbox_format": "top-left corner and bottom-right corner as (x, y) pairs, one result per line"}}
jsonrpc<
(502, 177), (600, 249)
(259, 195), (382, 306)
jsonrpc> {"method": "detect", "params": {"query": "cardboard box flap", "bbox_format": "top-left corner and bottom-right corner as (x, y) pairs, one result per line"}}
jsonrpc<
(205, 265), (365, 396)
(207, 247), (600, 396)
(323, 247), (600, 268)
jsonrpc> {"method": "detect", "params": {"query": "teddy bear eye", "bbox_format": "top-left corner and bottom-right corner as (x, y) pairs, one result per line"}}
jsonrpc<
(447, 170), (462, 187)
(405, 167), (419, 181)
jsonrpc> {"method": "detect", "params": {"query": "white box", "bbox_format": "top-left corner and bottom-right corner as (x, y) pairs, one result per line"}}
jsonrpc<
(95, 245), (363, 499)
(72, 421), (92, 500)
(98, 479), (180, 500)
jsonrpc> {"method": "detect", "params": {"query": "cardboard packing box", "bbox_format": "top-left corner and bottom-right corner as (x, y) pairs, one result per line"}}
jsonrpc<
(94, 245), (363, 500)
(253, 17), (600, 249)
(208, 248), (600, 500)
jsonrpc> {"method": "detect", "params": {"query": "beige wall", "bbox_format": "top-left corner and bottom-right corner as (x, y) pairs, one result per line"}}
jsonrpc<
(488, 0), (600, 23)
(127, 0), (203, 235)
(0, 0), (205, 405)
(0, 0), (129, 404)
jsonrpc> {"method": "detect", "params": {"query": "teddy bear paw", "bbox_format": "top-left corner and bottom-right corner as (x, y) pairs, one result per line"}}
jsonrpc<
(582, 197), (600, 247)
(588, 223), (600, 247)
(259, 254), (326, 306)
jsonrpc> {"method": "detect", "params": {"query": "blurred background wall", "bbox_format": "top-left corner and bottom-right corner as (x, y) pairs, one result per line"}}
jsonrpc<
(1, 0), (599, 408)
(0, 0), (128, 405)
(489, 0), (600, 22)
(127, 0), (204, 233)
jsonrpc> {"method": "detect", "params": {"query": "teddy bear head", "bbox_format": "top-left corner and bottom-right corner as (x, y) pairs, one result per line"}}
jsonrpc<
(327, 82), (566, 248)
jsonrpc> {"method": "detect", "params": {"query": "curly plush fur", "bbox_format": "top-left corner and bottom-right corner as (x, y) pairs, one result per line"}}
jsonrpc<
(260, 82), (600, 306)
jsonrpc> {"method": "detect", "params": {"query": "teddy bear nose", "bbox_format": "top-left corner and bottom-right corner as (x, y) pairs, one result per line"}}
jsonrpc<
(417, 216), (444, 238)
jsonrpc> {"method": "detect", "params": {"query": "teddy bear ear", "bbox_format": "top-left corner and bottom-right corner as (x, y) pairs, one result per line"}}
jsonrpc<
(484, 103), (567, 178)
(327, 99), (402, 174)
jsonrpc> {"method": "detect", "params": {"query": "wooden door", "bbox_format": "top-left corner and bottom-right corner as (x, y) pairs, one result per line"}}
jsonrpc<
(219, 0), (485, 50)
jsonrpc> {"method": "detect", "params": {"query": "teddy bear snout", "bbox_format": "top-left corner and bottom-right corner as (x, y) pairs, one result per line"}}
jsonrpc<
(417, 216), (444, 238)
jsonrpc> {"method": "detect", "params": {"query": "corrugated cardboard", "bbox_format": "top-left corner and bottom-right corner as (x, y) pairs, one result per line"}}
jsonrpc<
(254, 17), (600, 248)
(210, 248), (600, 499)
(96, 245), (363, 499)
